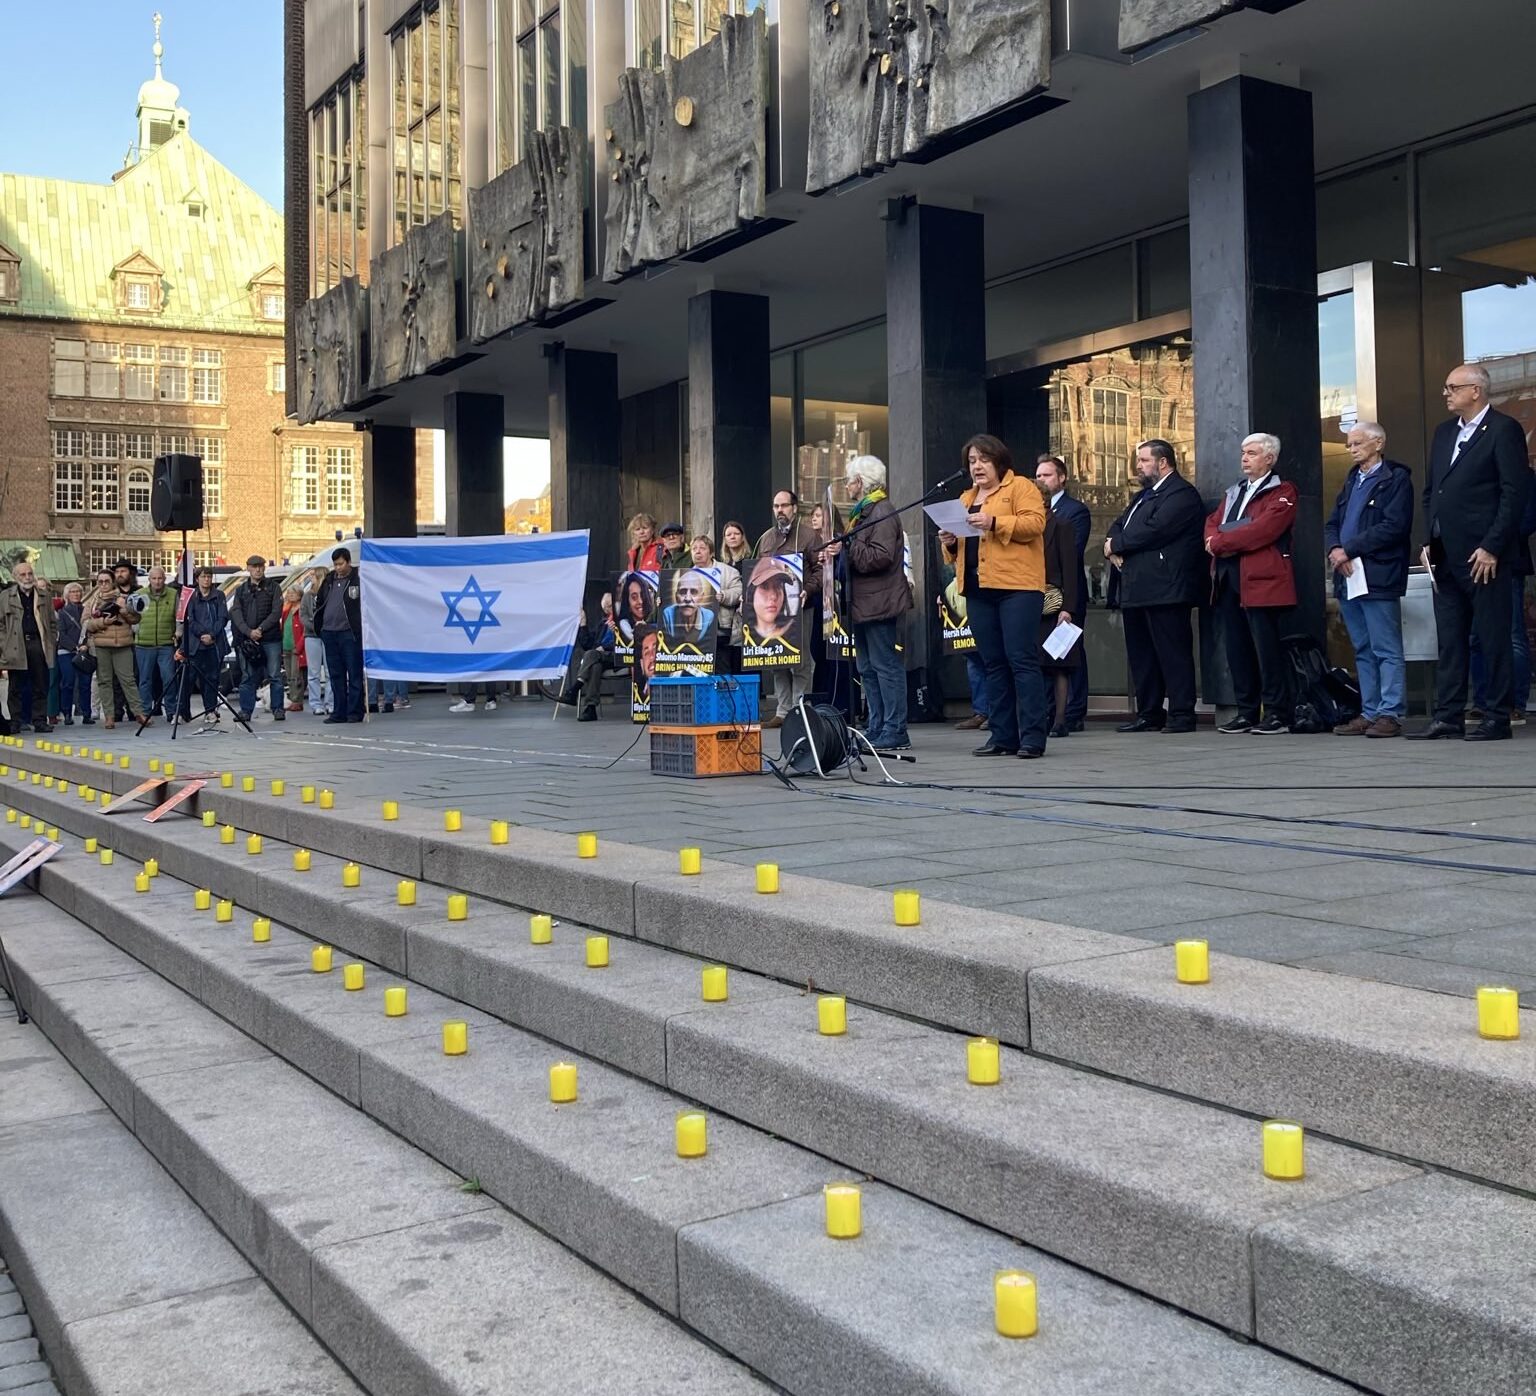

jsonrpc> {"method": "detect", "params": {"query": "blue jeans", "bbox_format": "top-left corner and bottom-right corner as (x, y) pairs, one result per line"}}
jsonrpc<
(368, 677), (405, 705)
(852, 617), (908, 747)
(135, 645), (175, 716)
(1471, 575), (1531, 713)
(966, 653), (989, 717)
(967, 587), (1047, 753)
(238, 638), (284, 715)
(1340, 596), (1406, 719)
(322, 630), (365, 720)
(57, 652), (92, 720)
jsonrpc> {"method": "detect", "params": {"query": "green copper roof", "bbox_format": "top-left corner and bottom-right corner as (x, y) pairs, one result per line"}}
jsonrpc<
(0, 132), (285, 334)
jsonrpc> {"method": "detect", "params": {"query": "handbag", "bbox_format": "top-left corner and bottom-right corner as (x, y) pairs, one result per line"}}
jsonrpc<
(1041, 585), (1064, 617)
(72, 647), (98, 676)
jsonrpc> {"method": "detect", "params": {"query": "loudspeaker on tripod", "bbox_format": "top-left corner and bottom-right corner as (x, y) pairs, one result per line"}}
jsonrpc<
(151, 454), (204, 531)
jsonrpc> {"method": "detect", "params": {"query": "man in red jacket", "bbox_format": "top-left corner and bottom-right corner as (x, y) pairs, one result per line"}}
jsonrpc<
(1204, 433), (1299, 734)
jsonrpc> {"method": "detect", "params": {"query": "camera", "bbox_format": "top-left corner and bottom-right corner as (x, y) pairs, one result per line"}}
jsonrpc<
(122, 593), (148, 616)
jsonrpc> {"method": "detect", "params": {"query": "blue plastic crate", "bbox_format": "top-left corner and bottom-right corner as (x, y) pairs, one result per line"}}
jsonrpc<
(647, 675), (760, 727)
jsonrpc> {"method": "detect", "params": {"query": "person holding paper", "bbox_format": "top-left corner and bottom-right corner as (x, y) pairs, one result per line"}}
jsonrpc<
(1203, 433), (1299, 734)
(1324, 422), (1414, 737)
(937, 434), (1050, 758)
(1038, 507), (1084, 739)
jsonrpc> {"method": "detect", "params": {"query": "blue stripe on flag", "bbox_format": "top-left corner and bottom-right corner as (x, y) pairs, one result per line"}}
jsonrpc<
(362, 534), (588, 567)
(364, 646), (573, 675)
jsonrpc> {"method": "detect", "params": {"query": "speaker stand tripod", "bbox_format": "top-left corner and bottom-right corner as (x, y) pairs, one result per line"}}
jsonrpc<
(160, 530), (254, 743)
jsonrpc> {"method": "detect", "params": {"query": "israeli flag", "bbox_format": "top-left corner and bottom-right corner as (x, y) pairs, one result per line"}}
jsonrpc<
(360, 531), (589, 682)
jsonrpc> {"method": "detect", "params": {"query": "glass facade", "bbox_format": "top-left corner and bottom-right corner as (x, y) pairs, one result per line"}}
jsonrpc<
(637, 0), (763, 67)
(494, 1), (587, 176)
(795, 324), (889, 513)
(310, 72), (367, 295)
(390, 0), (461, 243)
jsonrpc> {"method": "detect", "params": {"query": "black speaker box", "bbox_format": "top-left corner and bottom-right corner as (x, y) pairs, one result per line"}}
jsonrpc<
(151, 454), (204, 531)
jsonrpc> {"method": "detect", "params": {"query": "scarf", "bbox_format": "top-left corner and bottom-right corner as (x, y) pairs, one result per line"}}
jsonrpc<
(847, 487), (888, 525)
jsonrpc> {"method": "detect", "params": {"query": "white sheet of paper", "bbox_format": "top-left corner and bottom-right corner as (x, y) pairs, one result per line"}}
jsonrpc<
(1042, 620), (1083, 661)
(1344, 560), (1368, 600)
(923, 500), (985, 537)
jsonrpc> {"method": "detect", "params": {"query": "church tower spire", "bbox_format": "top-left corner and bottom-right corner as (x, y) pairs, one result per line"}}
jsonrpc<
(134, 11), (190, 161)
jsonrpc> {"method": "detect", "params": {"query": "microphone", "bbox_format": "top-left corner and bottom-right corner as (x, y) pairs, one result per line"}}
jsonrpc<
(933, 468), (968, 492)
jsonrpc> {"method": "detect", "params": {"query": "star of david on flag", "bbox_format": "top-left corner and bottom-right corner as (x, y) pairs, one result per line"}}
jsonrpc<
(441, 574), (502, 645)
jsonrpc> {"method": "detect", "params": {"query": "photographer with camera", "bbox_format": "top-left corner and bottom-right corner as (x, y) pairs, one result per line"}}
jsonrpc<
(230, 555), (286, 722)
(84, 558), (148, 729)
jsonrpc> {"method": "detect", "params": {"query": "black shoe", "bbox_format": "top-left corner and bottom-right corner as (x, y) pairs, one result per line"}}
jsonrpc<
(382, 703), (395, 714)
(1249, 716), (1289, 735)
(368, 703), (379, 714)
(1406, 720), (1465, 740)
(1465, 719), (1512, 741)
(323, 716), (346, 725)
(1163, 721), (1197, 734)
(973, 743), (1017, 756)
(1066, 721), (1085, 733)
(346, 715), (365, 723)
(272, 710), (285, 722)
(1217, 716), (1256, 734)
(81, 716), (95, 725)
(63, 716), (74, 726)
(878, 740), (913, 754)
(1018, 748), (1045, 759)
(32, 723), (51, 734)
(577, 710), (598, 722)
(1117, 718), (1164, 733)
(1048, 724), (1069, 739)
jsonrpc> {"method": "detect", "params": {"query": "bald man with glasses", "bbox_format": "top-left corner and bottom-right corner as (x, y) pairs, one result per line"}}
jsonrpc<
(1409, 363), (1532, 742)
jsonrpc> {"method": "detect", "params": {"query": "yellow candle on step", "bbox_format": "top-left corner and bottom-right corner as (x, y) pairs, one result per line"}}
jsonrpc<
(397, 879), (416, 906)
(246, 833), (263, 856)
(447, 893), (468, 921)
(215, 899), (233, 923)
(18, 816), (30, 830)
(824, 1183), (861, 1239)
(675, 1111), (707, 1158)
(702, 965), (729, 1002)
(202, 809), (217, 827)
(319, 789), (334, 809)
(311, 945), (333, 973)
(220, 772), (234, 787)
(301, 784), (315, 804)
(293, 848), (311, 871)
(270, 779), (285, 796)
(444, 809), (462, 832)
(1478, 986), (1520, 1040)
(118, 755), (129, 769)
(586, 935), (609, 968)
(756, 863), (779, 894)
(530, 913), (552, 944)
(384, 986), (407, 1017)
(1175, 939), (1210, 985)
(43, 775), (55, 788)
(149, 758), (160, 772)
(29, 773), (39, 785)
(577, 831), (598, 858)
(343, 962), (365, 991)
(241, 776), (255, 792)
(549, 1061), (577, 1102)
(84, 837), (98, 853)
(134, 872), (150, 893)
(893, 889), (921, 926)
(162, 762), (174, 778)
(252, 918), (271, 943)
(995, 1270), (1038, 1338)
(220, 824), (235, 844)
(58, 783), (71, 796)
(967, 1036), (1000, 1086)
(679, 847), (702, 876)
(194, 888), (211, 910)
(818, 995), (847, 1036)
(1262, 1120), (1305, 1180)
(342, 863), (360, 888)
(489, 820), (509, 845)
(100, 848), (114, 865)
(442, 1021), (468, 1055)
(382, 800), (399, 821)
(3, 809), (13, 823)
(85, 789), (98, 804)
(143, 858), (159, 879)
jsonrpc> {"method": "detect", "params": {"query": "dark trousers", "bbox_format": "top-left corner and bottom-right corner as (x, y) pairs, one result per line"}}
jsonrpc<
(1064, 652), (1089, 727)
(187, 647), (222, 714)
(1122, 605), (1196, 726)
(1213, 585), (1291, 721)
(7, 635), (50, 729)
(968, 587), (1047, 753)
(56, 651), (92, 719)
(1432, 555), (1513, 721)
(322, 630), (366, 720)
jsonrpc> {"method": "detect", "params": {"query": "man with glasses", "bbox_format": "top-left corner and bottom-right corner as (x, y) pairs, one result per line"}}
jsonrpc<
(1409, 363), (1531, 741)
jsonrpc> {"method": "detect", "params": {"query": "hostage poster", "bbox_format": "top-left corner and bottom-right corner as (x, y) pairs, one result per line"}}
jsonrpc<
(741, 554), (805, 670)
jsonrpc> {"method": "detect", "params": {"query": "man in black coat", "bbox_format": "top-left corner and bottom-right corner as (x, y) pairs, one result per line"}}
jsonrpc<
(1409, 362), (1532, 742)
(1036, 454), (1092, 735)
(1105, 439), (1206, 733)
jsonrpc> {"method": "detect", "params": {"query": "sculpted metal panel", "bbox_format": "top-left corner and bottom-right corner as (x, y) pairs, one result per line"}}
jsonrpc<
(1119, 0), (1240, 51)
(602, 10), (768, 281)
(468, 127), (586, 343)
(367, 212), (458, 391)
(807, 0), (1051, 194)
(293, 277), (366, 424)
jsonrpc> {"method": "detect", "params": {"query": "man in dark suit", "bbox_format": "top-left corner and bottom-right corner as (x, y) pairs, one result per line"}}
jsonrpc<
(1036, 454), (1091, 736)
(1105, 439), (1206, 733)
(1409, 362), (1532, 742)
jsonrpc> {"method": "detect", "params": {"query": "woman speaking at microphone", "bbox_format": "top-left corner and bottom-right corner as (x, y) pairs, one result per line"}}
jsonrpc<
(938, 435), (1050, 758)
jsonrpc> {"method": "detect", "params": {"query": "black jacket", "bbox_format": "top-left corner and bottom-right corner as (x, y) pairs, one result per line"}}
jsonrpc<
(1052, 492), (1092, 618)
(1423, 407), (1530, 568)
(313, 568), (363, 639)
(229, 576), (283, 639)
(1106, 470), (1205, 609)
(1324, 460), (1415, 599)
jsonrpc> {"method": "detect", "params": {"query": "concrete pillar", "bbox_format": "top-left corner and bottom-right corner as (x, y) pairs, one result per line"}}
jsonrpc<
(885, 200), (987, 709)
(688, 290), (771, 542)
(362, 426), (417, 538)
(443, 393), (505, 536)
(548, 345), (622, 585)
(1189, 74), (1323, 643)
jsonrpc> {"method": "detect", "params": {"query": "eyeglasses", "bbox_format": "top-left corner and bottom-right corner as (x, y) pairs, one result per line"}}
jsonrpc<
(1443, 382), (1476, 394)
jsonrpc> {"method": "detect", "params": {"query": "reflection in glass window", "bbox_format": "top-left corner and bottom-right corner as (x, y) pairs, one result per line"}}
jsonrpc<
(495, 1), (586, 176)
(390, 1), (461, 243)
(797, 324), (889, 514)
(310, 72), (367, 296)
(986, 245), (1135, 361)
(1315, 160), (1409, 271)
(1317, 290), (1358, 506)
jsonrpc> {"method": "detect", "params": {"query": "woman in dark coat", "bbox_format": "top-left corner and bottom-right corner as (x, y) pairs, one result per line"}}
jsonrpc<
(1041, 511), (1084, 740)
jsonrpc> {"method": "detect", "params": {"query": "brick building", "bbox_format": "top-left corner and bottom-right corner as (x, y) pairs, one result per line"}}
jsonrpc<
(0, 21), (432, 583)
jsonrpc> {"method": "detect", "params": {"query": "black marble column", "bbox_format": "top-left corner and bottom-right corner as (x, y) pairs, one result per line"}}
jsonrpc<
(548, 345), (622, 587)
(362, 425), (417, 538)
(443, 392), (505, 536)
(688, 291), (771, 541)
(886, 200), (987, 711)
(1189, 75), (1323, 644)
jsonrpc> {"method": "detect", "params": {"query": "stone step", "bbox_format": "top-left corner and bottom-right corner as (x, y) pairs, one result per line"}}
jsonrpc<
(2, 841), (1365, 1394)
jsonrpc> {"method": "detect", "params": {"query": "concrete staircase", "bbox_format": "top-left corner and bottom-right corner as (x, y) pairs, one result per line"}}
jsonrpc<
(1, 741), (1534, 1394)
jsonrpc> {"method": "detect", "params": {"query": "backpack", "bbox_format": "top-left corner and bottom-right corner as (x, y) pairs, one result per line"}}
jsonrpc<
(1284, 633), (1360, 733)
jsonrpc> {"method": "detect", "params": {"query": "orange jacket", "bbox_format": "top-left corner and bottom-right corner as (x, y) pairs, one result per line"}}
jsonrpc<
(943, 471), (1048, 594)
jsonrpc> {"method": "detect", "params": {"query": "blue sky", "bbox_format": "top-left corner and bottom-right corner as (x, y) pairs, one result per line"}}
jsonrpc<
(6, 4), (283, 206)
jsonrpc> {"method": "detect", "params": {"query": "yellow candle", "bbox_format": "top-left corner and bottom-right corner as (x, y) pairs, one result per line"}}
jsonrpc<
(215, 899), (233, 923)
(679, 847), (702, 876)
(144, 858), (159, 879)
(58, 783), (71, 796)
(549, 1061), (577, 1102)
(384, 986), (408, 1017)
(443, 809), (462, 832)
(1477, 986), (1520, 1041)
(246, 833), (263, 856)
(43, 775), (55, 788)
(530, 913), (553, 944)
(100, 848), (114, 865)
(893, 889), (921, 926)
(252, 917), (271, 943)
(134, 872), (150, 893)
(447, 893), (468, 921)
(18, 816), (30, 830)
(397, 879), (416, 906)
(756, 862), (779, 894)
(319, 789), (334, 809)
(342, 863), (361, 888)
(194, 888), (211, 910)
(241, 776), (255, 792)
(1262, 1120), (1305, 1180)
(293, 848), (311, 871)
(0, 765), (7, 776)
(824, 1183), (862, 1239)
(701, 965), (729, 1002)
(220, 772), (234, 788)
(162, 762), (174, 778)
(220, 824), (235, 844)
(92, 749), (102, 760)
(118, 755), (130, 768)
(270, 779), (286, 796)
(489, 819), (509, 845)
(586, 935), (610, 968)
(443, 1021), (469, 1055)
(577, 831), (598, 859)
(382, 800), (399, 821)
(301, 784), (315, 804)
(30, 773), (40, 784)
(818, 995), (847, 1036)
(967, 1037), (1000, 1086)
(1175, 939), (1210, 985)
(343, 962), (365, 991)
(149, 758), (160, 772)
(84, 837), (98, 853)
(675, 1111), (708, 1158)
(994, 1270), (1038, 1338)
(46, 826), (59, 841)
(311, 945), (333, 973)
(202, 809), (217, 827)
(85, 789), (98, 804)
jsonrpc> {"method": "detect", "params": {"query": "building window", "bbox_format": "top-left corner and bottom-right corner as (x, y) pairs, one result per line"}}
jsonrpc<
(261, 292), (285, 320)
(0, 253), (17, 303)
(196, 436), (225, 516)
(53, 460), (85, 513)
(495, 0), (587, 174)
(292, 446), (321, 513)
(159, 346), (189, 401)
(270, 361), (287, 393)
(325, 447), (357, 514)
(158, 431), (191, 457)
(125, 431), (155, 462)
(192, 348), (223, 404)
(87, 343), (121, 398)
(636, 0), (758, 65)
(125, 281), (153, 309)
(90, 462), (120, 514)
(126, 469), (153, 514)
(311, 70), (368, 296)
(89, 431), (119, 460)
(391, 1), (461, 245)
(124, 343), (155, 399)
(53, 340), (86, 397)
(1090, 386), (1130, 484)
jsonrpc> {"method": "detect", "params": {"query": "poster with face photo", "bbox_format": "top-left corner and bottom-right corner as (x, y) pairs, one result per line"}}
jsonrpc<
(614, 569), (659, 663)
(630, 622), (659, 722)
(821, 486), (854, 660)
(655, 567), (719, 676)
(741, 554), (805, 669)
(938, 570), (975, 653)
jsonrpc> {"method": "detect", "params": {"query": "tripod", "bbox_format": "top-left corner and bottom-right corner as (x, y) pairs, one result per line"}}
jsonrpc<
(163, 531), (253, 742)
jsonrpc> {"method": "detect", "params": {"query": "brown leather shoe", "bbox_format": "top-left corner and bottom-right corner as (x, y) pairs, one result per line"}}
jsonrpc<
(1365, 715), (1402, 738)
(954, 714), (987, 730)
(761, 714), (784, 730)
(1333, 716), (1369, 736)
